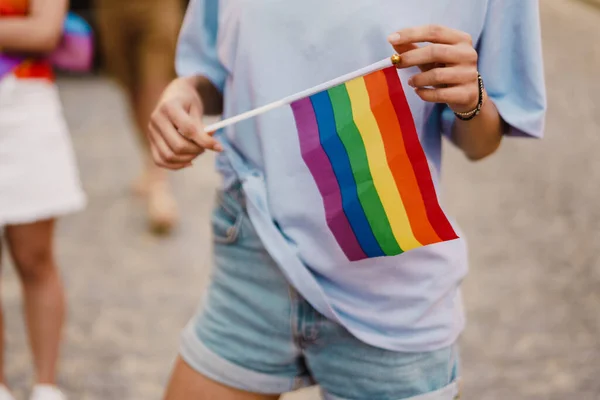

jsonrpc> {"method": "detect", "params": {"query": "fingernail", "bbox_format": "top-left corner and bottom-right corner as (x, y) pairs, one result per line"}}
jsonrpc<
(388, 33), (402, 43)
(408, 78), (415, 87)
(214, 143), (223, 152)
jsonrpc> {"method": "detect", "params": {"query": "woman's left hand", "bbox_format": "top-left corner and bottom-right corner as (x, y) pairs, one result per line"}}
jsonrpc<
(388, 25), (480, 114)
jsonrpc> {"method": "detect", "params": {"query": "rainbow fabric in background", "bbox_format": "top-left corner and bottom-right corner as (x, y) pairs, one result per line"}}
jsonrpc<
(291, 66), (458, 261)
(0, 0), (51, 81)
(50, 12), (94, 73)
(0, 1), (93, 82)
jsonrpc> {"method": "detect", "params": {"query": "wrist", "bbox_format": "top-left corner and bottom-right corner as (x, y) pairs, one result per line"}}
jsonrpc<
(173, 75), (198, 93)
(452, 73), (485, 121)
(168, 76), (202, 99)
(181, 75), (203, 90)
(170, 75), (223, 115)
(449, 96), (479, 114)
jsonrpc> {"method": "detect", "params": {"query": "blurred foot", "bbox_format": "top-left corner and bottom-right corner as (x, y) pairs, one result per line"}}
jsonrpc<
(29, 385), (66, 400)
(0, 385), (15, 400)
(147, 178), (178, 235)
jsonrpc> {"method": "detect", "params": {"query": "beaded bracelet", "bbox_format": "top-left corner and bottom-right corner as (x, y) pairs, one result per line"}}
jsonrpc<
(454, 73), (485, 121)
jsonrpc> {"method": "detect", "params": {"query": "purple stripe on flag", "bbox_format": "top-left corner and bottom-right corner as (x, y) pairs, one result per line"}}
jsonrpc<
(291, 97), (367, 261)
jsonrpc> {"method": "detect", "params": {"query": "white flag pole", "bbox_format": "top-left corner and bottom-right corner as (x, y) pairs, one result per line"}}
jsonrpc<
(203, 55), (401, 133)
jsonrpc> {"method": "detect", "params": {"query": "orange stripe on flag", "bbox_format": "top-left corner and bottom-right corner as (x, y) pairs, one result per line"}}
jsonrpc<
(363, 70), (442, 246)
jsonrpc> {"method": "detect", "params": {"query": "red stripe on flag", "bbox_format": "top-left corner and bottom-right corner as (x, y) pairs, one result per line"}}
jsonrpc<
(383, 67), (458, 241)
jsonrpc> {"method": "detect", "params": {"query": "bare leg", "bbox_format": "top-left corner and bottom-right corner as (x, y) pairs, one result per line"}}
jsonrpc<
(131, 75), (179, 234)
(5, 220), (64, 384)
(129, 39), (179, 234)
(129, 2), (187, 234)
(164, 357), (280, 400)
(96, 3), (178, 234)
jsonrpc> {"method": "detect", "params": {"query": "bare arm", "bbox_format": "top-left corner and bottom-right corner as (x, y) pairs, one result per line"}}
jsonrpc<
(450, 92), (504, 161)
(0, 0), (68, 53)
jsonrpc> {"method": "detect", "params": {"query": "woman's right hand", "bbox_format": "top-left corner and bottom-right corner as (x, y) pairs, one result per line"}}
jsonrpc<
(149, 77), (222, 170)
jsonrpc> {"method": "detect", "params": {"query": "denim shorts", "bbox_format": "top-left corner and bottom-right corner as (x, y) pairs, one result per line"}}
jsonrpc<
(180, 184), (461, 400)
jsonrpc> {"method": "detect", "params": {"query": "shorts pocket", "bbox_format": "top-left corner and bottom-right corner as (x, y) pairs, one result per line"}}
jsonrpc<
(212, 190), (244, 245)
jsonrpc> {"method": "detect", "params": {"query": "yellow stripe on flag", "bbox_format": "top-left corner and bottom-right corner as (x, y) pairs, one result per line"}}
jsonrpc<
(345, 77), (422, 251)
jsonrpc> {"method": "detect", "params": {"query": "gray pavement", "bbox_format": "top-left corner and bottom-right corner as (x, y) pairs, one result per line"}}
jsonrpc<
(3, 1), (600, 399)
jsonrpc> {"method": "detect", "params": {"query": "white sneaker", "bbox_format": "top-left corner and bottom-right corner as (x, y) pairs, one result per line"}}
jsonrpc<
(0, 385), (16, 400)
(29, 385), (67, 400)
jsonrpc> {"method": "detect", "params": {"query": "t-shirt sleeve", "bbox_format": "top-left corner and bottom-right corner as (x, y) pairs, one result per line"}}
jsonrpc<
(175, 0), (228, 92)
(442, 0), (547, 138)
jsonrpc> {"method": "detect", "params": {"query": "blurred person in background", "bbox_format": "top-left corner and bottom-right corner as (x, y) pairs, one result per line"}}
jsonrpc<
(0, 0), (86, 399)
(95, 0), (183, 234)
(151, 0), (546, 399)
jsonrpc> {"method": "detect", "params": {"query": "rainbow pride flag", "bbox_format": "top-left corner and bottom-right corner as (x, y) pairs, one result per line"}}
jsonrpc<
(291, 66), (458, 261)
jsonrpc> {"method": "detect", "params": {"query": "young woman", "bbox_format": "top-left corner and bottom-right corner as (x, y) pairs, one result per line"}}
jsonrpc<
(151, 0), (546, 399)
(0, 0), (85, 399)
(95, 0), (183, 234)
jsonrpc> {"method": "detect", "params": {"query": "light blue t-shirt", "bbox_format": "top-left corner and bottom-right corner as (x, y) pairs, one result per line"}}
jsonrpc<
(177, 0), (546, 352)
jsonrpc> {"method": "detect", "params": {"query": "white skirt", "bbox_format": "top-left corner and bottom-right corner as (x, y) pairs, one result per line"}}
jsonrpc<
(0, 75), (86, 226)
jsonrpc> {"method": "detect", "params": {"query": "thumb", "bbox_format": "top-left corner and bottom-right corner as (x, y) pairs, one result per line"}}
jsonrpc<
(188, 99), (216, 138)
(189, 99), (204, 124)
(186, 99), (222, 151)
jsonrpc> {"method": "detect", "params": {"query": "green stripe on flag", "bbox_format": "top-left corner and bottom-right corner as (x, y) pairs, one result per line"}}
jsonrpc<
(327, 84), (401, 255)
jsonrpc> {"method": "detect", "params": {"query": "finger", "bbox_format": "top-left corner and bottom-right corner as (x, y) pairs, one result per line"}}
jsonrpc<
(167, 101), (222, 152)
(189, 100), (205, 127)
(395, 44), (477, 69)
(388, 24), (472, 46)
(151, 116), (204, 158)
(391, 43), (433, 73)
(148, 124), (200, 164)
(157, 105), (206, 155)
(149, 123), (200, 163)
(191, 102), (223, 152)
(192, 129), (223, 152)
(408, 67), (478, 88)
(166, 101), (204, 141)
(391, 42), (418, 56)
(149, 140), (192, 170)
(415, 86), (479, 109)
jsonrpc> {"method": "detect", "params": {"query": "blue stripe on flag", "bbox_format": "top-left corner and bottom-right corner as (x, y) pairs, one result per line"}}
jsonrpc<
(310, 91), (384, 258)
